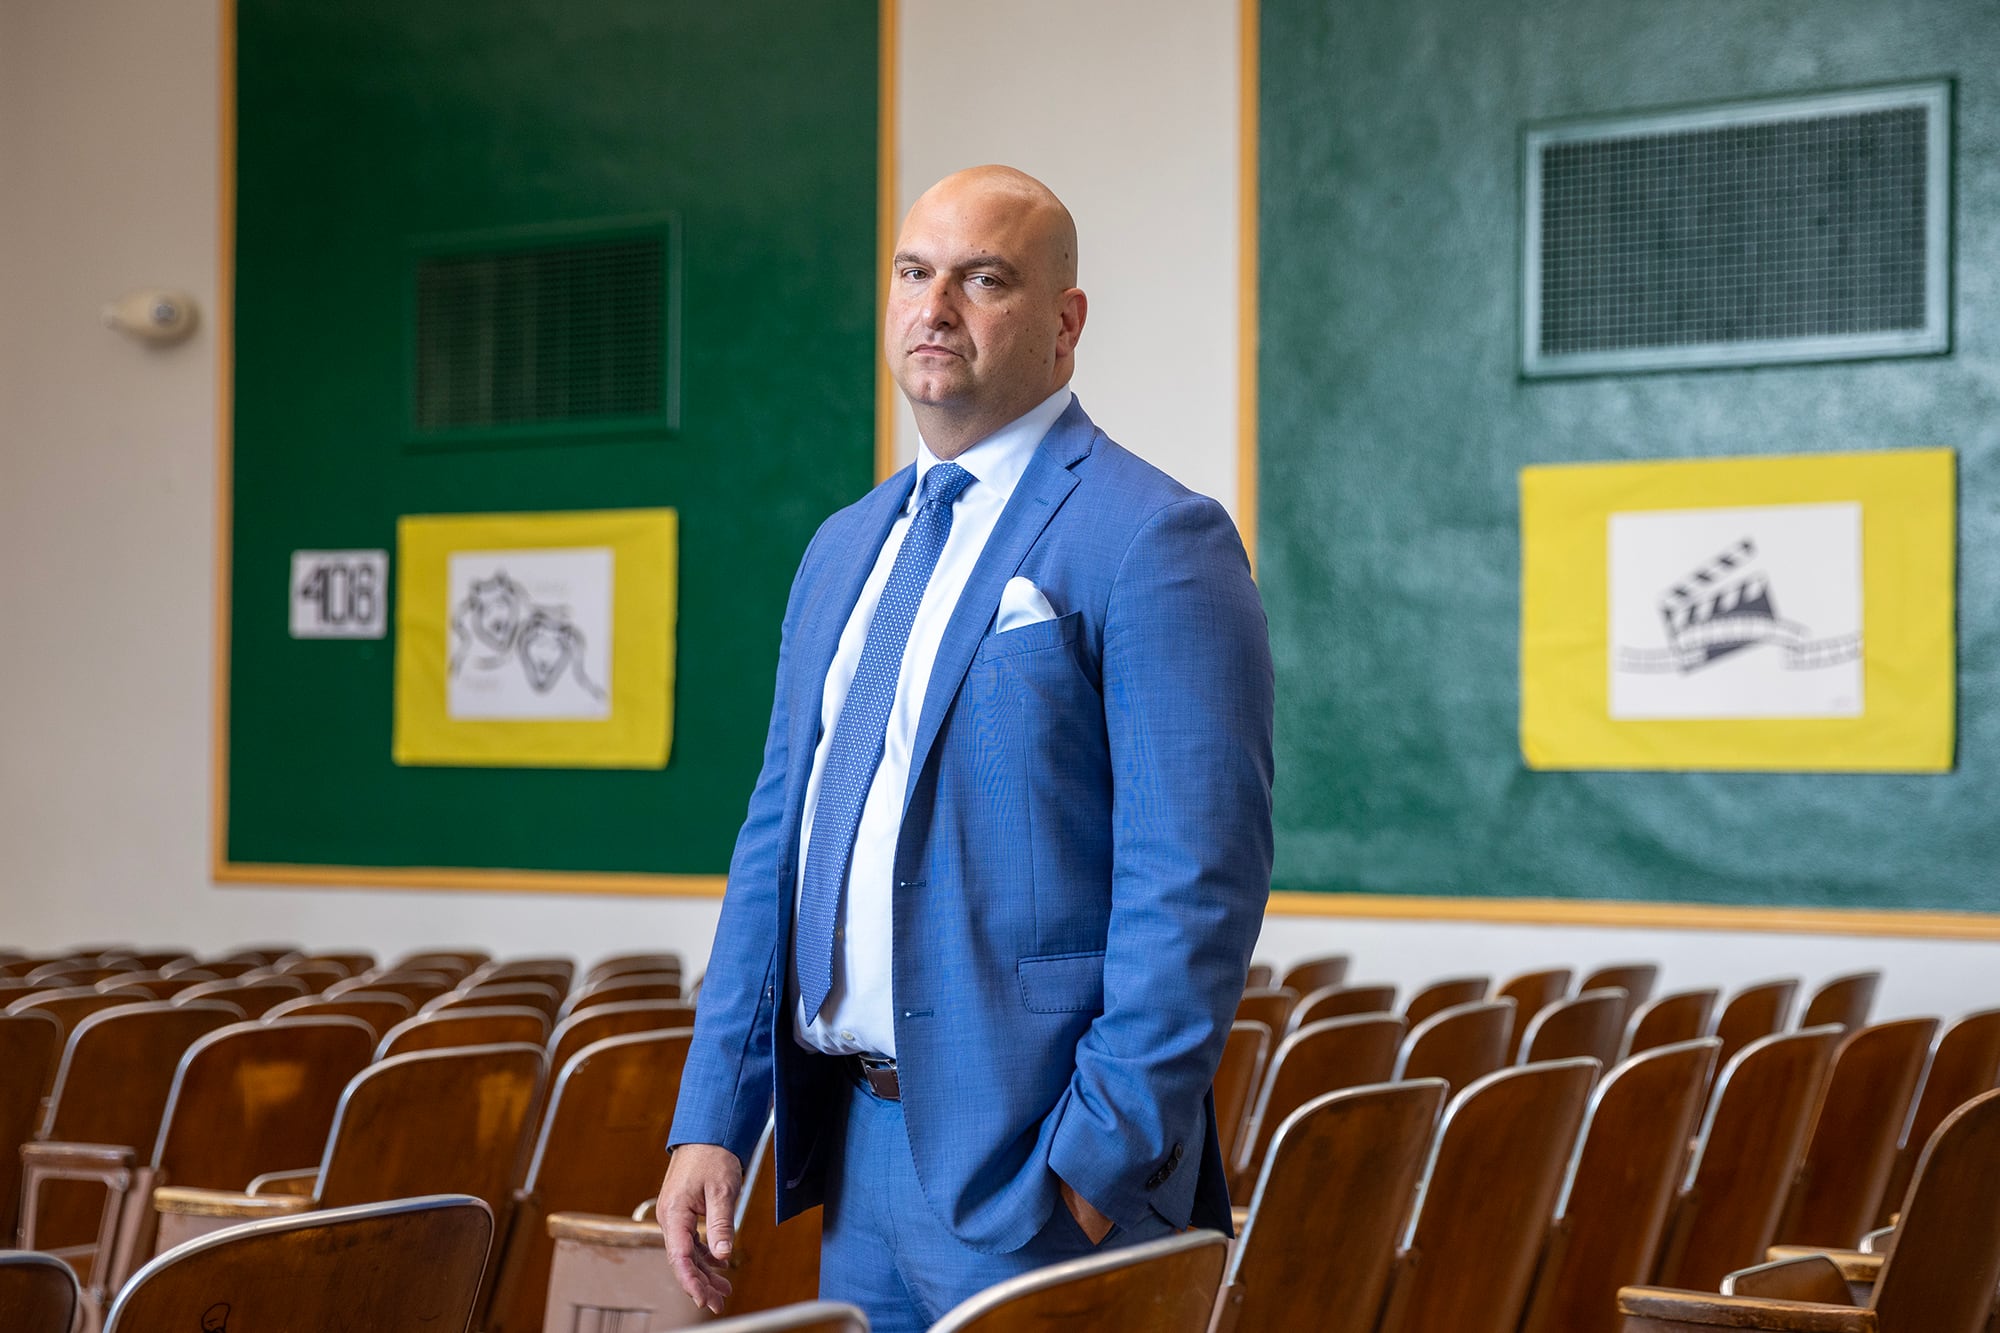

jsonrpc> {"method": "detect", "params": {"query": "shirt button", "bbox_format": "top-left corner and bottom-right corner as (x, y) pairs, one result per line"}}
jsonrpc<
(839, 1030), (857, 1044)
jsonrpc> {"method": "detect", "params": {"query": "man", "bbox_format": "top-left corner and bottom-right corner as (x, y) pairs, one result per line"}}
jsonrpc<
(658, 165), (1273, 1331)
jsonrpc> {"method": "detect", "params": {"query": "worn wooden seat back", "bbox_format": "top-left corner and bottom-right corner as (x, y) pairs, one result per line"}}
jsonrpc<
(0, 1251), (80, 1333)
(1395, 999), (1513, 1097)
(583, 952), (682, 987)
(1497, 968), (1575, 1062)
(0, 1013), (63, 1241)
(323, 970), (456, 1007)
(7, 988), (152, 1044)
(431, 982), (565, 1025)
(468, 956), (576, 991)
(1212, 1019), (1272, 1167)
(929, 1230), (1227, 1333)
(1232, 1013), (1405, 1191)
(1517, 1039), (1719, 1333)
(1213, 1080), (1445, 1333)
(1800, 971), (1882, 1035)
(103, 1194), (493, 1333)
(1375, 1058), (1598, 1333)
(316, 1043), (546, 1215)
(1234, 986), (1297, 1036)
(1288, 982), (1398, 1032)
(560, 972), (683, 1017)
(264, 989), (417, 1038)
(1624, 989), (1720, 1060)
(1277, 953), (1351, 996)
(1520, 988), (1626, 1067)
(286, 951), (375, 977)
(375, 1006), (551, 1059)
(1243, 962), (1274, 990)
(546, 998), (698, 1076)
(1581, 962), (1660, 1012)
(395, 950), (490, 979)
(1712, 977), (1801, 1071)
(1865, 1085), (2000, 1332)
(155, 1017), (377, 1183)
(1877, 1006), (2000, 1229)
(1404, 975), (1491, 1027)
(480, 1029), (693, 1333)
(163, 958), (261, 979)
(1777, 1016), (1938, 1249)
(1652, 1025), (1843, 1290)
(171, 977), (310, 1018)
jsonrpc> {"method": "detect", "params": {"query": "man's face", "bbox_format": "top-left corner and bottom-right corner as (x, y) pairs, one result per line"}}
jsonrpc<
(885, 177), (1080, 430)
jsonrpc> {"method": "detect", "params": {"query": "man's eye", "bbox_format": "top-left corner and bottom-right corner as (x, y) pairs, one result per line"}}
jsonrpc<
(900, 267), (929, 281)
(969, 274), (1000, 289)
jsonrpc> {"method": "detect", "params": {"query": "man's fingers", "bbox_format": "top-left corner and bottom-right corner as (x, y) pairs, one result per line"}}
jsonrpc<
(705, 1179), (737, 1260)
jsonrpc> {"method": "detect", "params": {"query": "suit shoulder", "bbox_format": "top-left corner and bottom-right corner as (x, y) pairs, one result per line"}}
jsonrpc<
(1076, 431), (1234, 535)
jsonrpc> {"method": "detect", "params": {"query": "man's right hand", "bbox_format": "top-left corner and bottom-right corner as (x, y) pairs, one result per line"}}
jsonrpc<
(657, 1143), (745, 1314)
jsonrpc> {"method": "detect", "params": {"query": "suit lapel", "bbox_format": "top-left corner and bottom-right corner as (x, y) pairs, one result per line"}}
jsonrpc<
(902, 402), (1096, 807)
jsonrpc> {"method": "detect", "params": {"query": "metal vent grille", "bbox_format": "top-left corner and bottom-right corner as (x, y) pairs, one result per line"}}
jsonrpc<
(414, 230), (670, 436)
(1523, 83), (1950, 376)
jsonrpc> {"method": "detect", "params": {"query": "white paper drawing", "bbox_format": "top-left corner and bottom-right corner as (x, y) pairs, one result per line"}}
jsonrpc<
(447, 547), (613, 720)
(1608, 502), (1863, 720)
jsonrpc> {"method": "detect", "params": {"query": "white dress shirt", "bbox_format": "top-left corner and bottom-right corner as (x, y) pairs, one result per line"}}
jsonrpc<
(792, 386), (1074, 1058)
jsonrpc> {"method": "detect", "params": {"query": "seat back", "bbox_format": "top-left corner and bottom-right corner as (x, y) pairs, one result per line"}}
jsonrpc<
(1653, 1025), (1843, 1290)
(395, 950), (491, 979)
(1622, 988), (1719, 1060)
(1516, 1039), (1719, 1333)
(431, 982), (564, 1025)
(468, 957), (577, 993)
(376, 1006), (551, 1060)
(725, 1120), (824, 1315)
(1519, 989), (1626, 1067)
(315, 1044), (546, 1215)
(7, 988), (152, 1043)
(1277, 953), (1351, 996)
(480, 1029), (694, 1333)
(1800, 970), (1882, 1034)
(1712, 977), (1801, 1070)
(1288, 982), (1398, 1032)
(0, 1251), (80, 1333)
(286, 951), (375, 977)
(698, 1303), (868, 1332)
(264, 990), (417, 1038)
(1778, 1016), (1938, 1248)
(1870, 1086), (2000, 1332)
(324, 971), (456, 1007)
(43, 1001), (245, 1147)
(0, 1012), (63, 1240)
(170, 977), (310, 1018)
(164, 958), (260, 979)
(1378, 1059), (1598, 1333)
(1878, 1006), (2000, 1228)
(1496, 968), (1575, 1062)
(1233, 1014), (1405, 1188)
(103, 1194), (493, 1333)
(546, 999), (698, 1077)
(154, 1017), (377, 1186)
(1395, 999), (1513, 1097)
(1234, 986), (1297, 1036)
(1244, 962), (1275, 990)
(583, 953), (682, 987)
(1215, 1080), (1445, 1333)
(1579, 962), (1659, 1015)
(930, 1230), (1227, 1333)
(1212, 1019), (1272, 1167)
(560, 972), (682, 1017)
(1404, 976), (1491, 1027)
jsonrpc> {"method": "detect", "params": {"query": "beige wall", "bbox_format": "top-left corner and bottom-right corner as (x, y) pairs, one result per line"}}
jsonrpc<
(0, 0), (1993, 1019)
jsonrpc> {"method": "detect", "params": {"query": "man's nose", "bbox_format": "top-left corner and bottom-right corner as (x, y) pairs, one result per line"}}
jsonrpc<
(919, 277), (957, 327)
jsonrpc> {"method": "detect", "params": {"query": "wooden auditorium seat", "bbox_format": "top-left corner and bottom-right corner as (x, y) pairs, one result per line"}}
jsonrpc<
(468, 956), (577, 992)
(172, 975), (311, 1018)
(690, 1303), (869, 1333)
(929, 1230), (1227, 1333)
(1230, 1013), (1405, 1195)
(546, 998), (697, 1077)
(1650, 1026), (1844, 1291)
(1212, 1019), (1272, 1170)
(1373, 1058), (1599, 1333)
(1799, 972), (1882, 1035)
(7, 987), (153, 1044)
(376, 1005), (551, 1059)
(1617, 1087), (2000, 1333)
(1517, 1039), (1722, 1333)
(101, 1194), (493, 1333)
(0, 1251), (81, 1333)
(1234, 986), (1297, 1036)
(264, 989), (417, 1038)
(1277, 952), (1351, 996)
(323, 970), (456, 1007)
(1208, 1080), (1444, 1333)
(559, 971), (683, 1017)
(394, 950), (491, 980)
(1712, 978), (1802, 1071)
(583, 954), (684, 992)
(282, 951), (375, 977)
(0, 1011), (64, 1243)
(1496, 967), (1575, 1062)
(1581, 963), (1661, 1024)
(1403, 976), (1491, 1027)
(1244, 961), (1275, 990)
(1623, 989), (1720, 1060)
(1394, 999), (1513, 1097)
(1287, 982), (1398, 1032)
(428, 981), (565, 1025)
(1775, 1017), (1937, 1249)
(1519, 988), (1627, 1067)
(162, 958), (261, 980)
(1875, 1005), (2000, 1228)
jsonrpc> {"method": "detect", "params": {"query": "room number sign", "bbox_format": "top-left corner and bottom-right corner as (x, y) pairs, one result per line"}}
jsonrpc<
(290, 549), (389, 639)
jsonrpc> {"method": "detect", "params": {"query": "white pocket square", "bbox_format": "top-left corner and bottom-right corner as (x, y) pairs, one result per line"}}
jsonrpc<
(995, 576), (1058, 633)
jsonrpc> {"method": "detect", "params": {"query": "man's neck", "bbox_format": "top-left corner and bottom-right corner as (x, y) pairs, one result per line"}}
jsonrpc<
(911, 385), (1067, 460)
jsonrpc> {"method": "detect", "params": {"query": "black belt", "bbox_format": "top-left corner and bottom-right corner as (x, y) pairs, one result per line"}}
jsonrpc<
(848, 1054), (901, 1100)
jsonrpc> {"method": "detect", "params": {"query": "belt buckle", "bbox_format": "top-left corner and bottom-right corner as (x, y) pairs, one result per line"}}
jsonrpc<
(857, 1055), (901, 1101)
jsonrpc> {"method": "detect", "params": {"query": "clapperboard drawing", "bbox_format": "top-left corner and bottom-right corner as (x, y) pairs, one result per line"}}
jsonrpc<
(445, 547), (612, 721)
(1608, 502), (1864, 720)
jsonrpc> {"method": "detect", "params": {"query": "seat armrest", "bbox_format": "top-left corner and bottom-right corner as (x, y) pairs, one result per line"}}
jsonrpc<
(1724, 1256), (1856, 1303)
(1617, 1286), (1873, 1331)
(153, 1186), (311, 1219)
(20, 1141), (136, 1172)
(1764, 1248), (1884, 1284)
(630, 1197), (657, 1222)
(547, 1211), (664, 1248)
(245, 1168), (320, 1197)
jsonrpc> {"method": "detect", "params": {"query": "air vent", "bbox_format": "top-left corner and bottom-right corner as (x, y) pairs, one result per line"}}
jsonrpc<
(1523, 83), (1950, 376)
(413, 224), (676, 438)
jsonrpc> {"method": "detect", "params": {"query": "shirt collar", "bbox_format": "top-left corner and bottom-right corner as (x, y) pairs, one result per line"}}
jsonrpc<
(909, 386), (1074, 513)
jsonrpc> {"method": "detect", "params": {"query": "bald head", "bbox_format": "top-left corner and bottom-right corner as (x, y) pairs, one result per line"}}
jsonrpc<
(912, 165), (1079, 289)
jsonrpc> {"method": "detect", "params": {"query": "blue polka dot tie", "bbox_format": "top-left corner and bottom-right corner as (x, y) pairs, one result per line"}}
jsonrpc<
(795, 461), (977, 1024)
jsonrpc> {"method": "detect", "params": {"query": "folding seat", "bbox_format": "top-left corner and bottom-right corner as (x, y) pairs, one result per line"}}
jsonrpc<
(1519, 988), (1626, 1067)
(428, 981), (564, 1026)
(559, 972), (682, 1018)
(1277, 952), (1351, 996)
(1712, 978), (1801, 1070)
(1211, 1019), (1272, 1169)
(161, 958), (261, 979)
(1517, 1039), (1720, 1333)
(1799, 972), (1881, 1035)
(1230, 1013), (1405, 1195)
(0, 1011), (64, 1241)
(376, 1005), (550, 1059)
(7, 987), (153, 1044)
(1394, 998), (1513, 1097)
(1243, 962), (1275, 990)
(394, 950), (491, 980)
(1370, 1058), (1599, 1333)
(323, 970), (456, 1007)
(281, 951), (375, 977)
(1581, 963), (1661, 1025)
(929, 1231), (1227, 1333)
(0, 1251), (79, 1333)
(467, 956), (577, 994)
(1624, 989), (1720, 1060)
(583, 953), (683, 988)
(1208, 1080), (1443, 1333)
(101, 1194), (493, 1333)
(264, 989), (417, 1039)
(172, 975), (311, 1018)
(1286, 982), (1397, 1033)
(1495, 967), (1575, 1062)
(1403, 975), (1491, 1026)
(545, 998), (696, 1077)
(1873, 1006), (2000, 1228)
(1234, 986), (1296, 1036)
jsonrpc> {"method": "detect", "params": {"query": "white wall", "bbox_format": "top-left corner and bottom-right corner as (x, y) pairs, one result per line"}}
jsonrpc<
(0, 0), (1994, 1022)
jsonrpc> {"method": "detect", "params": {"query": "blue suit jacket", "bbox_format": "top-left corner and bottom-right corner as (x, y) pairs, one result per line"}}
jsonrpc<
(668, 398), (1274, 1254)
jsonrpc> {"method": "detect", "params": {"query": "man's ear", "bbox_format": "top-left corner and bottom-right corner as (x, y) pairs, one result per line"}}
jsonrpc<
(1057, 288), (1088, 357)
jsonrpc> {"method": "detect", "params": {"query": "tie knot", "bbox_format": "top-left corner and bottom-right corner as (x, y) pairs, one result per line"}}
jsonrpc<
(921, 462), (975, 510)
